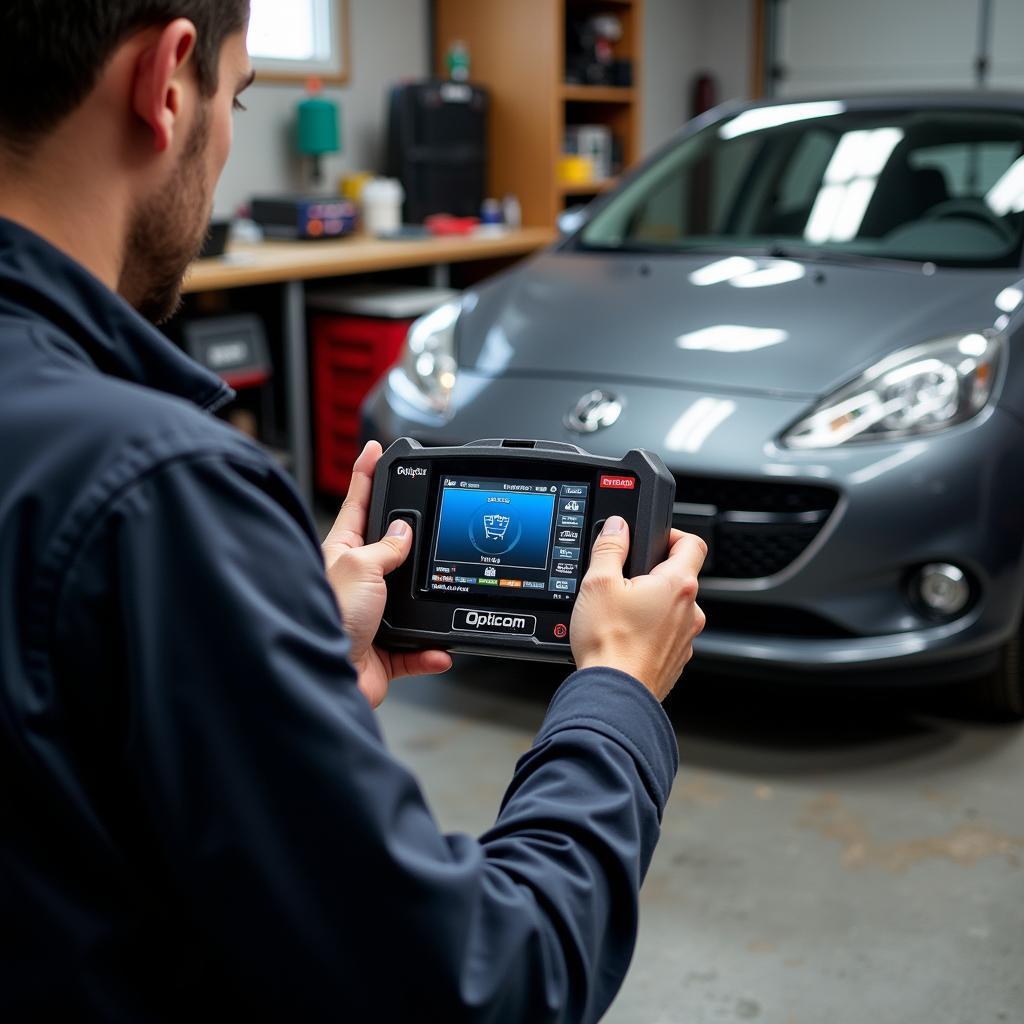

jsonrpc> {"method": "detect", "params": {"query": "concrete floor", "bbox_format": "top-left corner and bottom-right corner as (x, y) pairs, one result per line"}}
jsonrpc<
(376, 658), (1024, 1024)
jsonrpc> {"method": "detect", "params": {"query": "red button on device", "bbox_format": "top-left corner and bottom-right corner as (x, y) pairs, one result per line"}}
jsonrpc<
(554, 624), (568, 639)
(600, 474), (636, 490)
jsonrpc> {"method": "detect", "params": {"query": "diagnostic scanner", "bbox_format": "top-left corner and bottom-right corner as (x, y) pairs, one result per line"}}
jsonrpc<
(366, 438), (676, 662)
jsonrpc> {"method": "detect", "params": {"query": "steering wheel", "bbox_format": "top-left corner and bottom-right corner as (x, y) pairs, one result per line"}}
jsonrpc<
(920, 198), (1016, 244)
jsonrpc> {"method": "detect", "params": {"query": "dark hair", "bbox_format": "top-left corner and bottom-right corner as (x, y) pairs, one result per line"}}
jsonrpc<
(0, 1), (249, 149)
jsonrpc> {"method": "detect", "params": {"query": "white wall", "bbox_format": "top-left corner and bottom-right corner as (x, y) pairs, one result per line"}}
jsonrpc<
(213, 0), (429, 217)
(642, 0), (700, 154)
(642, 0), (755, 156)
(693, 0), (754, 106)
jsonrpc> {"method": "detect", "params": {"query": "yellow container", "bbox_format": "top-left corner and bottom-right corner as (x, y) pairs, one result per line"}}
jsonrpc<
(556, 154), (594, 185)
(339, 171), (373, 202)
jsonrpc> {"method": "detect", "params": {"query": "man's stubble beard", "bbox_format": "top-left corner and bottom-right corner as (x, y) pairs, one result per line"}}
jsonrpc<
(120, 106), (213, 324)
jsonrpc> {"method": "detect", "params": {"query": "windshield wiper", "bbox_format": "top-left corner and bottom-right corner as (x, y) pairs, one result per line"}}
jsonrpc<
(577, 239), (927, 266)
(577, 240), (760, 256)
(765, 242), (919, 268)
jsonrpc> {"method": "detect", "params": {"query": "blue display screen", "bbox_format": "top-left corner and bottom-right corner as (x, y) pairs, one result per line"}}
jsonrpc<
(427, 475), (589, 600)
(435, 488), (554, 567)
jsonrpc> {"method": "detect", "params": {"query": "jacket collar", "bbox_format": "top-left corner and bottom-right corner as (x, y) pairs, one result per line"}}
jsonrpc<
(0, 216), (232, 412)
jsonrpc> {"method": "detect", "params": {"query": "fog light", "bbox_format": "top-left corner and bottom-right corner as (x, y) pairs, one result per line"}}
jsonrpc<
(915, 563), (970, 616)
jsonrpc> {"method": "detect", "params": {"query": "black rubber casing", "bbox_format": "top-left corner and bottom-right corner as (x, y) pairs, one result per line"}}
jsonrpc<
(366, 438), (676, 663)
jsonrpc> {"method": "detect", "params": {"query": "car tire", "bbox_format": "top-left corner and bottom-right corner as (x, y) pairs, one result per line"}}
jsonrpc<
(974, 623), (1024, 721)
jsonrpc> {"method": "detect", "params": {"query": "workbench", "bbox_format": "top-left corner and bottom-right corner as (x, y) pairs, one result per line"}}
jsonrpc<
(182, 228), (555, 502)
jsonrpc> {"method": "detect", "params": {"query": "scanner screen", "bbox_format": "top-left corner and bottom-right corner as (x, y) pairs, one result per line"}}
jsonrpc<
(427, 475), (589, 601)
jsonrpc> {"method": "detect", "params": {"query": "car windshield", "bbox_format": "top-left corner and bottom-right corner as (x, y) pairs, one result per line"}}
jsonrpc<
(579, 103), (1024, 268)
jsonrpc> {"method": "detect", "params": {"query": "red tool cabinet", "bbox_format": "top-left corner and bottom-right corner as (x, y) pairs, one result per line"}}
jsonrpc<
(310, 287), (456, 494)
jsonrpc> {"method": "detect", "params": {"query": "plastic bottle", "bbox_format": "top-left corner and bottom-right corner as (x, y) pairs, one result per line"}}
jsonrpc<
(502, 195), (522, 230)
(446, 40), (470, 82)
(361, 178), (404, 236)
(480, 198), (503, 225)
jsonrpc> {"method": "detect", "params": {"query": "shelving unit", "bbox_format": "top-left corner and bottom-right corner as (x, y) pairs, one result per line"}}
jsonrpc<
(558, 178), (619, 197)
(560, 84), (636, 102)
(433, 0), (644, 226)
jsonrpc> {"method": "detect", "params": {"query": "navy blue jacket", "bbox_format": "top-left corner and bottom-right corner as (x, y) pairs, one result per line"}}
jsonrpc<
(0, 217), (678, 1022)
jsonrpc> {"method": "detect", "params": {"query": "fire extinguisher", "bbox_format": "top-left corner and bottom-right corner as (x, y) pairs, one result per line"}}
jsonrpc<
(691, 73), (717, 118)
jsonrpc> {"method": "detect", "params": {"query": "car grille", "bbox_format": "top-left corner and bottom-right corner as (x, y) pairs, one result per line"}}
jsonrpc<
(672, 474), (839, 580)
(696, 599), (855, 639)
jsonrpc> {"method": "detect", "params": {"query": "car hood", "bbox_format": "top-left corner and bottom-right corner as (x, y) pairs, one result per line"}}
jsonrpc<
(458, 251), (1017, 398)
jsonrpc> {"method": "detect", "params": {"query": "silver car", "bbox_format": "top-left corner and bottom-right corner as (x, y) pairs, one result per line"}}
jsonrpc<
(363, 93), (1024, 717)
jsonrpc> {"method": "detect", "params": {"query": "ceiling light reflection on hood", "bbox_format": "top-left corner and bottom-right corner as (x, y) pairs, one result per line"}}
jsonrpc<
(665, 398), (737, 453)
(677, 324), (789, 353)
(731, 261), (805, 288)
(688, 258), (805, 289)
(688, 257), (758, 286)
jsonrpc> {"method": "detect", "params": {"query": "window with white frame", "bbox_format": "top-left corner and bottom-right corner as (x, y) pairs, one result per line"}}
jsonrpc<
(246, 0), (348, 82)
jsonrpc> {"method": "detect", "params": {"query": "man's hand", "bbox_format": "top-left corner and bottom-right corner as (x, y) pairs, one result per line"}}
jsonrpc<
(570, 517), (707, 702)
(322, 441), (452, 708)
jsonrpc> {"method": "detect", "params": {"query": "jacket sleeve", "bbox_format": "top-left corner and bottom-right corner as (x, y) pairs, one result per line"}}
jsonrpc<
(56, 448), (678, 1023)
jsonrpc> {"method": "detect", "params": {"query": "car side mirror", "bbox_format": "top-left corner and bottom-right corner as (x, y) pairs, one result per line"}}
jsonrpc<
(557, 205), (589, 238)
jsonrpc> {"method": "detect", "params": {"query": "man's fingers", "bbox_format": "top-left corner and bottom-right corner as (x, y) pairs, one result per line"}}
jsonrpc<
(323, 440), (383, 553)
(389, 648), (453, 681)
(586, 516), (630, 582)
(352, 438), (385, 477)
(649, 530), (708, 580)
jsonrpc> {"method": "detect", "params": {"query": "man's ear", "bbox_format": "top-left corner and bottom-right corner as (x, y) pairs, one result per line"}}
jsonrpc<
(131, 19), (198, 153)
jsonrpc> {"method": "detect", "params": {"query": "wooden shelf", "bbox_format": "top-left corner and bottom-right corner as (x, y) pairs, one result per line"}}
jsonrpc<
(561, 84), (636, 103)
(183, 228), (556, 293)
(558, 178), (619, 196)
(434, 0), (643, 227)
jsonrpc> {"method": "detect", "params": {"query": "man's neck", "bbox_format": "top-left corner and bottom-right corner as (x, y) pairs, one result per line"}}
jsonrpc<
(0, 131), (130, 292)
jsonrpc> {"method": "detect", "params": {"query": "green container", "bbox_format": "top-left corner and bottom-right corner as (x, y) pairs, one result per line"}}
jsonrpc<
(297, 94), (340, 155)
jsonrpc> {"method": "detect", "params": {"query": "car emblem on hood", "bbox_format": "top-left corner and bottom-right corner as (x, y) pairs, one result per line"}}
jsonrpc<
(564, 390), (624, 434)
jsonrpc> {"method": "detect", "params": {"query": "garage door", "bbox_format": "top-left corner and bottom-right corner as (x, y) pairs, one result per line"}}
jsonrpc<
(774, 0), (1022, 96)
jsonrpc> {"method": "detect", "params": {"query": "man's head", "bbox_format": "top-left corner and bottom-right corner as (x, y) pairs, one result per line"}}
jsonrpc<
(0, 2), (254, 321)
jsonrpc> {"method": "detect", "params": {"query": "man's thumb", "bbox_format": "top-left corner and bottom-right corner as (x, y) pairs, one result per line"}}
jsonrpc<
(365, 518), (413, 576)
(587, 516), (629, 578)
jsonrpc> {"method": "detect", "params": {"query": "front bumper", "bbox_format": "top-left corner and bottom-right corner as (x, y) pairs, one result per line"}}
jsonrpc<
(363, 370), (1024, 680)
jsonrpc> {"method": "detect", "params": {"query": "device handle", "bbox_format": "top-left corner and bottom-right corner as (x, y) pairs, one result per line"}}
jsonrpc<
(463, 438), (586, 454)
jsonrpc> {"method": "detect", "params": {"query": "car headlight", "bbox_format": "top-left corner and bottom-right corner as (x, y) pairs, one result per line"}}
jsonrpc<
(782, 330), (1004, 449)
(392, 300), (461, 415)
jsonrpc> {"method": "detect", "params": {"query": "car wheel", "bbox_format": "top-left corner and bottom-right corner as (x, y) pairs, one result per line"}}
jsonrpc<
(974, 623), (1024, 721)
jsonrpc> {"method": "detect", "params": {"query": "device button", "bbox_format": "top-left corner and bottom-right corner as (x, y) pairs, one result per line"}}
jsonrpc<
(387, 511), (418, 534)
(553, 623), (568, 640)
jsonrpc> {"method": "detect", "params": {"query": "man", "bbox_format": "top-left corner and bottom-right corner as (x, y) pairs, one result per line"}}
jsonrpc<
(0, 3), (706, 1020)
